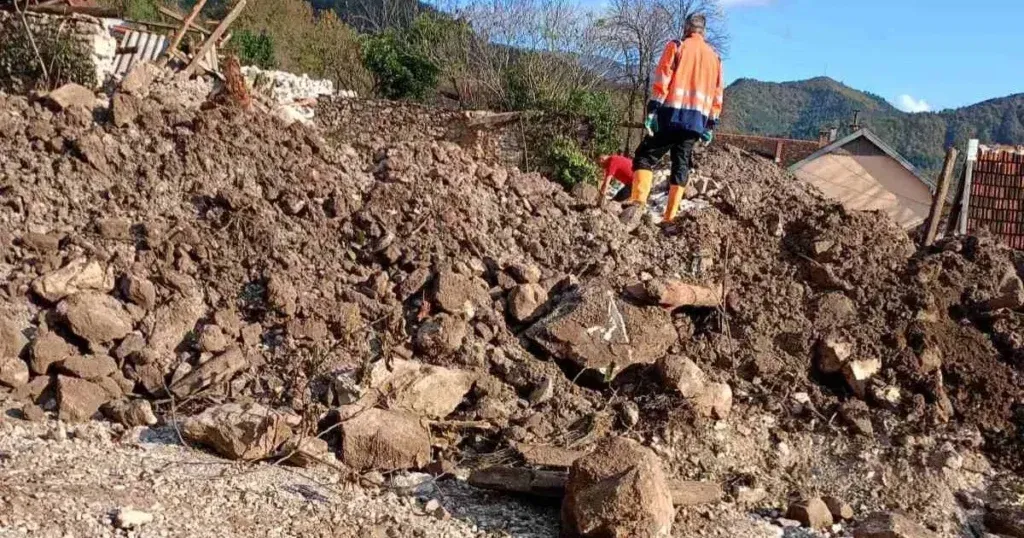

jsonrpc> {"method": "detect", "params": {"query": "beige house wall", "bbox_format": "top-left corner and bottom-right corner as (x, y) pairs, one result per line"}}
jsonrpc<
(793, 138), (932, 228)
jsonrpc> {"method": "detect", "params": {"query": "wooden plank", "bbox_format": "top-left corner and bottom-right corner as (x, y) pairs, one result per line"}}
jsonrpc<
(181, 0), (245, 78)
(923, 146), (959, 247)
(958, 140), (980, 236)
(157, 5), (211, 35)
(160, 0), (208, 68)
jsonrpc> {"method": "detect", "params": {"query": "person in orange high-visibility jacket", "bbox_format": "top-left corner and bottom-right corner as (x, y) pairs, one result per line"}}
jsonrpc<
(630, 13), (723, 222)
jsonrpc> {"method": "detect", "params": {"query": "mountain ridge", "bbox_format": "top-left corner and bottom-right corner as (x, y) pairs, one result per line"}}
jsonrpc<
(720, 77), (1024, 173)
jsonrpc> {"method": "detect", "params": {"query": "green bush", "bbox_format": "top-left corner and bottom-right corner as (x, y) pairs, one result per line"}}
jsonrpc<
(233, 29), (276, 69)
(361, 30), (438, 100)
(547, 136), (599, 189)
(564, 90), (620, 157)
(0, 22), (95, 92)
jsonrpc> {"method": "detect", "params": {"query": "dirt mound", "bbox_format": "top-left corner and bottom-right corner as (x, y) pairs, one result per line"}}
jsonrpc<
(2, 87), (1024, 536)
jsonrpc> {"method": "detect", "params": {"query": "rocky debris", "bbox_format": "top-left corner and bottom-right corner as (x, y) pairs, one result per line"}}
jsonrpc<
(21, 231), (61, 253)
(985, 272), (1024, 310)
(119, 62), (157, 96)
(168, 347), (248, 398)
(32, 258), (112, 303)
(122, 275), (157, 311)
(656, 355), (706, 398)
(414, 314), (468, 358)
(198, 324), (230, 353)
(339, 408), (430, 471)
(508, 262), (542, 285)
(102, 399), (158, 427)
(840, 400), (875, 436)
(561, 437), (673, 538)
(843, 358), (882, 397)
(853, 512), (936, 538)
(817, 335), (853, 374)
(111, 93), (141, 127)
(984, 506), (1024, 537)
(823, 496), (854, 521)
(56, 375), (110, 422)
(56, 354), (117, 380)
(145, 293), (205, 355)
(364, 358), (475, 419)
(787, 497), (834, 529)
(58, 293), (133, 346)
(468, 466), (567, 498)
(508, 283), (547, 322)
(113, 508), (154, 529)
(668, 480), (724, 507)
(0, 355), (29, 388)
(0, 317), (28, 357)
(626, 278), (723, 309)
(527, 285), (676, 379)
(694, 382), (733, 419)
(182, 403), (294, 460)
(267, 274), (298, 317)
(42, 83), (96, 111)
(433, 270), (489, 318)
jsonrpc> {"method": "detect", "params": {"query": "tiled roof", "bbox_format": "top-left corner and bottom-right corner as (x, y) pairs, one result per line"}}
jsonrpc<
(967, 147), (1024, 249)
(716, 133), (822, 168)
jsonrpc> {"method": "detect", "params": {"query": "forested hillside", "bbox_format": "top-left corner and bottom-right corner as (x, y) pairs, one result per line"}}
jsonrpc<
(720, 77), (1024, 173)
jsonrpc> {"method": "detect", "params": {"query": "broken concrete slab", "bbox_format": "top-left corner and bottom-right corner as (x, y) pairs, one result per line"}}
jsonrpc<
(56, 354), (117, 380)
(468, 466), (567, 498)
(787, 497), (834, 529)
(58, 292), (133, 346)
(562, 437), (674, 538)
(339, 407), (430, 471)
(365, 358), (475, 419)
(32, 258), (113, 303)
(526, 285), (676, 380)
(182, 402), (293, 460)
(56, 375), (111, 422)
(668, 480), (724, 507)
(853, 512), (937, 538)
(657, 355), (706, 398)
(43, 83), (96, 112)
(169, 346), (248, 399)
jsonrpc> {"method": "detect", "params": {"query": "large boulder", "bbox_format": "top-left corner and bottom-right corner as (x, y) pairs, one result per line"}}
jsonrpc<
(338, 407), (430, 471)
(182, 403), (294, 460)
(43, 83), (96, 112)
(30, 331), (80, 375)
(526, 285), (676, 380)
(56, 354), (118, 380)
(56, 375), (111, 422)
(562, 437), (674, 538)
(59, 293), (133, 347)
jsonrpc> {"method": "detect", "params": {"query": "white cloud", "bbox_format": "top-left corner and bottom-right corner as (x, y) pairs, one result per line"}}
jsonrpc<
(895, 94), (932, 113)
(719, 0), (775, 6)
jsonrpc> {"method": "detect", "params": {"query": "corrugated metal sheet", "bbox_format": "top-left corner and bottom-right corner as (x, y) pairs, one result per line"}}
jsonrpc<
(111, 27), (217, 76)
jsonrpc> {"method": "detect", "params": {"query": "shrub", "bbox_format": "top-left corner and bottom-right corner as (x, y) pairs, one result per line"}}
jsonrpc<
(564, 90), (620, 157)
(0, 20), (95, 92)
(547, 136), (599, 189)
(233, 29), (276, 69)
(361, 30), (438, 100)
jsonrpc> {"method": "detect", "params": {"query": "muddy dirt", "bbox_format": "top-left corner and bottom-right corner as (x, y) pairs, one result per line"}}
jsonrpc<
(1, 83), (1023, 537)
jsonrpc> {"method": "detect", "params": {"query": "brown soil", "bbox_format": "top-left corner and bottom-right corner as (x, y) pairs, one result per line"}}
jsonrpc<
(2, 88), (1024, 536)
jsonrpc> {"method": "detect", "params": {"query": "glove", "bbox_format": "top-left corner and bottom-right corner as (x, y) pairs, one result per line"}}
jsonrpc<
(701, 130), (714, 144)
(644, 114), (658, 137)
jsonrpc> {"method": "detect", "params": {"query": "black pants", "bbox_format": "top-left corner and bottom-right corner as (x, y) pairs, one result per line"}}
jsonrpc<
(633, 129), (701, 186)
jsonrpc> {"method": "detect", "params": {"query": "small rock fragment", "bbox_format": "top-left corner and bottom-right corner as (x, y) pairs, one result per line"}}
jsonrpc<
(656, 355), (706, 398)
(823, 496), (855, 521)
(32, 258), (112, 303)
(169, 347), (248, 398)
(854, 511), (936, 538)
(843, 358), (881, 397)
(0, 356), (29, 388)
(669, 480), (724, 507)
(528, 377), (554, 406)
(102, 399), (158, 427)
(56, 375), (111, 422)
(30, 331), (79, 375)
(339, 407), (430, 471)
(433, 270), (488, 318)
(198, 324), (230, 353)
(267, 274), (298, 317)
(787, 497), (834, 529)
(56, 354), (117, 380)
(114, 508), (154, 529)
(508, 283), (547, 322)
(59, 292), (133, 346)
(43, 83), (96, 111)
(182, 402), (293, 460)
(123, 275), (157, 311)
(694, 382), (733, 419)
(508, 262), (542, 284)
(817, 335), (853, 374)
(280, 436), (331, 467)
(414, 314), (467, 358)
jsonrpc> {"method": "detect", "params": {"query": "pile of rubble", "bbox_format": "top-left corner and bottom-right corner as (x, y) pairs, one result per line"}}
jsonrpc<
(2, 70), (1024, 537)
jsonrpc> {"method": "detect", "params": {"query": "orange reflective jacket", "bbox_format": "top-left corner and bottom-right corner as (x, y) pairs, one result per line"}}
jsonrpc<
(647, 34), (723, 134)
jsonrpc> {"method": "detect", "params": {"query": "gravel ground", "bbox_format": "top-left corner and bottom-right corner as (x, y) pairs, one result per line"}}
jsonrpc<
(0, 403), (557, 538)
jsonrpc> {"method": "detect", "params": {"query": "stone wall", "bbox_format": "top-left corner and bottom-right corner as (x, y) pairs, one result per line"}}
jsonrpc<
(0, 11), (115, 89)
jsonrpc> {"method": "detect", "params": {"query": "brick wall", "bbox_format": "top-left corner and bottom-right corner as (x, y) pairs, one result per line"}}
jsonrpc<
(968, 147), (1024, 249)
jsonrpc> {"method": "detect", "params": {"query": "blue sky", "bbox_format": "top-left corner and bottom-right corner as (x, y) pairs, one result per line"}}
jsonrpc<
(722, 0), (1023, 112)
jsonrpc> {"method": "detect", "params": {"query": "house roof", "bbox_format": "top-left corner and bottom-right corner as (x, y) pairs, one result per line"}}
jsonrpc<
(716, 132), (822, 168)
(965, 146), (1024, 250)
(788, 128), (936, 191)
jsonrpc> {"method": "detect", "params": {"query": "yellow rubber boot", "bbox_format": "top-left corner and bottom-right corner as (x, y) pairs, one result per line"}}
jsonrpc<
(663, 184), (683, 222)
(630, 169), (653, 205)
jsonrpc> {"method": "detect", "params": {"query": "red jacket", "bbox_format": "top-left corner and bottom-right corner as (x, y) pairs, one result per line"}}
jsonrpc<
(648, 34), (724, 134)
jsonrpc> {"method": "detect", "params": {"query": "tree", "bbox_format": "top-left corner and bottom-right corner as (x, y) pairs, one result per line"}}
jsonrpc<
(594, 0), (728, 152)
(361, 29), (439, 100)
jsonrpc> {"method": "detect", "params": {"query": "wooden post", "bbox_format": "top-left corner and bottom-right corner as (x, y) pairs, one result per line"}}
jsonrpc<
(957, 139), (980, 235)
(922, 146), (959, 247)
(180, 0), (245, 78)
(158, 0), (207, 68)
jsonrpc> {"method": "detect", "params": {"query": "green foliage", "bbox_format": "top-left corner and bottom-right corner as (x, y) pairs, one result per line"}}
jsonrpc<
(233, 29), (276, 69)
(564, 90), (620, 156)
(361, 29), (438, 100)
(721, 76), (1024, 176)
(0, 21), (95, 92)
(124, 0), (160, 20)
(547, 136), (599, 189)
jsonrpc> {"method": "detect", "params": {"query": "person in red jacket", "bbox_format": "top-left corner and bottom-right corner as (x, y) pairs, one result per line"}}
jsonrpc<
(630, 13), (723, 221)
(598, 154), (635, 202)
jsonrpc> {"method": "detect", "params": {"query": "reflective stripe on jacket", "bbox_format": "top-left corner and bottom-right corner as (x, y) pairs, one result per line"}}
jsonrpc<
(646, 34), (723, 134)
